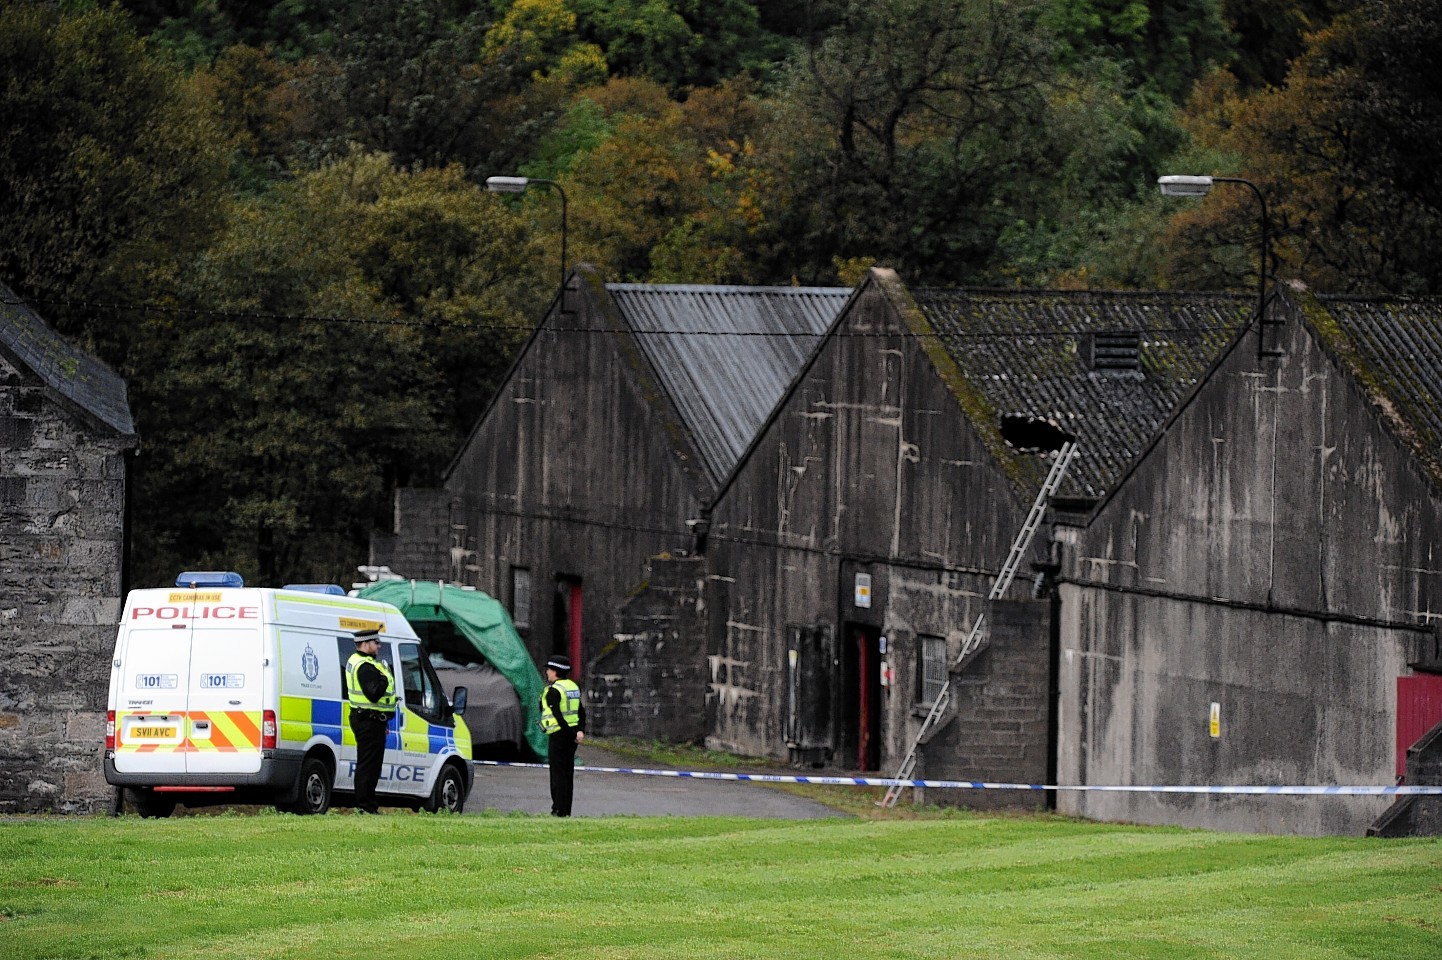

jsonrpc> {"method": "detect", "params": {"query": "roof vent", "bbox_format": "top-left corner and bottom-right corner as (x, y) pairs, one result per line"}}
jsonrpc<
(1087, 332), (1142, 373)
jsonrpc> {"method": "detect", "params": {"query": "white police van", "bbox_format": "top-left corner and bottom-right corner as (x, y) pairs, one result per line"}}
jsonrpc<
(104, 572), (473, 817)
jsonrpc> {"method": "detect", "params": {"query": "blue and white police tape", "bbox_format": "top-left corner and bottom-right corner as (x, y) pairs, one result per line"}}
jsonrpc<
(473, 760), (1442, 796)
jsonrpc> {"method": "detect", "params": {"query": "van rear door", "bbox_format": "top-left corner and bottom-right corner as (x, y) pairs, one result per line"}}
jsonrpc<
(112, 626), (192, 776)
(185, 625), (266, 775)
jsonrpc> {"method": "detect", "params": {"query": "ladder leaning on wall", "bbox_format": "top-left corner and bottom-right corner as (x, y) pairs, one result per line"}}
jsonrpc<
(878, 439), (1079, 808)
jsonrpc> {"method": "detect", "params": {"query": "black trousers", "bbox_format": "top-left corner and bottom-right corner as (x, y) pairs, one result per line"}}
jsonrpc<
(350, 712), (389, 812)
(548, 731), (579, 816)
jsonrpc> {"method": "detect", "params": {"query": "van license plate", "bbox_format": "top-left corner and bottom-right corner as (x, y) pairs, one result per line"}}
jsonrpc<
(132, 726), (178, 739)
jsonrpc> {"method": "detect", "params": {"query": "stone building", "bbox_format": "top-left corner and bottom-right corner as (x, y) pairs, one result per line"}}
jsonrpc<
(1, 287), (137, 812)
(373, 267), (849, 718)
(690, 269), (1249, 807)
(1059, 288), (1442, 835)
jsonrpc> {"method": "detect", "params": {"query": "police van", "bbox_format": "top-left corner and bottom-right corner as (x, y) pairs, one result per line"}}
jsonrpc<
(104, 572), (473, 817)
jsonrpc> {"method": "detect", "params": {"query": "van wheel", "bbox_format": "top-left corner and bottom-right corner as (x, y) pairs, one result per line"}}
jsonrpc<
(285, 757), (332, 815)
(134, 790), (176, 819)
(424, 765), (466, 814)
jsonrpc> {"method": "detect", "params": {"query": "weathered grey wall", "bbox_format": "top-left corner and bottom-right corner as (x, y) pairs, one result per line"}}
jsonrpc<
(1060, 299), (1439, 835)
(915, 599), (1053, 809)
(0, 354), (130, 813)
(589, 553), (708, 741)
(370, 486), (450, 581)
(705, 274), (1046, 785)
(439, 277), (704, 672)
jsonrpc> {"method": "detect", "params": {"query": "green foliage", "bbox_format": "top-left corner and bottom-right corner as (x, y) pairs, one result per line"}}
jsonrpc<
(2, 815), (1440, 959)
(129, 151), (542, 586)
(770, 0), (1064, 284)
(295, 1), (502, 173)
(14, 0), (1442, 583)
(554, 76), (773, 282)
(569, 0), (791, 90)
(0, 2), (229, 339)
(126, 0), (345, 65)
(1156, 0), (1442, 296)
(1221, 0), (1346, 90)
(1046, 0), (1234, 102)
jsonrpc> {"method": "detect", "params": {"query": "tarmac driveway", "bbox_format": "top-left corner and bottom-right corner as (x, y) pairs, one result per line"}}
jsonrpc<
(466, 744), (846, 819)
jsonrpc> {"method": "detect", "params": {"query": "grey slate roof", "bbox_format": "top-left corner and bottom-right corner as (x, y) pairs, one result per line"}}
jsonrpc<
(0, 283), (136, 436)
(609, 284), (851, 488)
(1308, 293), (1442, 487)
(913, 289), (1252, 501)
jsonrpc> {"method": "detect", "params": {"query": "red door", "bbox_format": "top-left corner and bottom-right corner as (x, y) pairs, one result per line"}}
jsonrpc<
(849, 624), (882, 771)
(567, 582), (583, 672)
(1396, 673), (1442, 778)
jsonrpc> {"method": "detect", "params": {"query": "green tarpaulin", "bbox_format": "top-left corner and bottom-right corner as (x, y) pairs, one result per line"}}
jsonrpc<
(358, 580), (548, 760)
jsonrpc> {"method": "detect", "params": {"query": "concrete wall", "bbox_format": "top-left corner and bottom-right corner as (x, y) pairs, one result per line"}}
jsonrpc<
(0, 354), (131, 813)
(370, 486), (450, 581)
(703, 274), (1049, 788)
(915, 599), (1053, 809)
(430, 276), (705, 672)
(1059, 298), (1441, 834)
(589, 553), (708, 741)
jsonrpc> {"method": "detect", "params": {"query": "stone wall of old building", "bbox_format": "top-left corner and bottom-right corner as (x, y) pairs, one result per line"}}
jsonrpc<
(588, 553), (709, 742)
(370, 486), (452, 581)
(914, 599), (1054, 811)
(0, 353), (132, 813)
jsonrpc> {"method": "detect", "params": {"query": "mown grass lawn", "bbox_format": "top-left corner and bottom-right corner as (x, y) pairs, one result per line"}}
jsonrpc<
(2, 811), (1438, 960)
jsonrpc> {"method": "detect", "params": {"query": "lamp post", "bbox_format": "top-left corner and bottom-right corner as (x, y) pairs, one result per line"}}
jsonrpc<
(486, 175), (569, 313)
(1158, 174), (1275, 358)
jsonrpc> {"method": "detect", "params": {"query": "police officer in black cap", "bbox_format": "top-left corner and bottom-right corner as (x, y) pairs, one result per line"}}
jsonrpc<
(540, 654), (585, 816)
(345, 628), (396, 814)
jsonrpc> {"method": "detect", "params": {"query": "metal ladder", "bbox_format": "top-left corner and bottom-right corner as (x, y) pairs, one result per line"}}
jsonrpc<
(879, 441), (1078, 807)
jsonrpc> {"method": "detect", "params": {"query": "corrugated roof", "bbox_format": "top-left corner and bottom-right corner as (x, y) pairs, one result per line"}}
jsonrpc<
(608, 284), (851, 488)
(1311, 294), (1442, 487)
(913, 289), (1252, 501)
(0, 284), (136, 436)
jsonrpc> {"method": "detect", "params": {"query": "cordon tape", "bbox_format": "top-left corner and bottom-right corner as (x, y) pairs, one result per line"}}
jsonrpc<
(474, 761), (1442, 796)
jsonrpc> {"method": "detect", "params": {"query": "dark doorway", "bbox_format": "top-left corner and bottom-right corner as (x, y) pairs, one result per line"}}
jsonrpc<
(786, 624), (833, 767)
(839, 622), (882, 770)
(553, 575), (583, 669)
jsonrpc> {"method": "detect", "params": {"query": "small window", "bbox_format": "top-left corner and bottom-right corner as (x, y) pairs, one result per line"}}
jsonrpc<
(919, 635), (946, 705)
(511, 567), (531, 630)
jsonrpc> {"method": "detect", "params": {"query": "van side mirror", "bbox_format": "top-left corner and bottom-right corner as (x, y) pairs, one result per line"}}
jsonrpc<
(450, 685), (468, 717)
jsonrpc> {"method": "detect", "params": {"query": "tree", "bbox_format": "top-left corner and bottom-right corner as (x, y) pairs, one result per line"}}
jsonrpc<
(130, 151), (544, 586)
(1158, 0), (1442, 295)
(569, 0), (790, 91)
(764, 0), (1063, 284)
(1221, 0), (1345, 90)
(297, 0), (500, 171)
(1045, 0), (1234, 102)
(0, 3), (228, 346)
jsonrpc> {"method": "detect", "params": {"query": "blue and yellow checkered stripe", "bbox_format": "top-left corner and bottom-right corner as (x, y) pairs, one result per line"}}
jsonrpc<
(279, 695), (463, 754)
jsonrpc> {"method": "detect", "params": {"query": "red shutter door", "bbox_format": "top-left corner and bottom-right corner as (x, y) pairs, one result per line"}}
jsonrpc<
(1396, 673), (1442, 778)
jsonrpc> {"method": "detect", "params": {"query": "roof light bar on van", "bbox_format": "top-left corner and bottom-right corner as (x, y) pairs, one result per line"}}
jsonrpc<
(282, 584), (347, 596)
(175, 571), (244, 589)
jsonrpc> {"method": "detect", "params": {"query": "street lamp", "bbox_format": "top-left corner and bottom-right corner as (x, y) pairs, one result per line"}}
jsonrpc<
(486, 175), (570, 313)
(1158, 174), (1275, 358)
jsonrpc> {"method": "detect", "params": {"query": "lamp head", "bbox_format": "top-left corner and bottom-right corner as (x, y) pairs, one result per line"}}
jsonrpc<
(486, 176), (530, 193)
(1158, 175), (1214, 197)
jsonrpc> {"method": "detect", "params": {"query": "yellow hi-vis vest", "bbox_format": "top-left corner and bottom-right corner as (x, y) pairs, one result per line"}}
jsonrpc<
(346, 652), (397, 716)
(540, 678), (581, 734)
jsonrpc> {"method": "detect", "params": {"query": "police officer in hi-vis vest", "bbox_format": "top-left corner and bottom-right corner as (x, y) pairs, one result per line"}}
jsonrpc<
(345, 628), (396, 814)
(540, 654), (585, 817)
